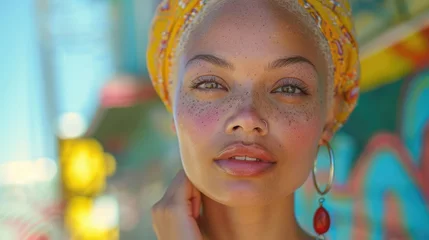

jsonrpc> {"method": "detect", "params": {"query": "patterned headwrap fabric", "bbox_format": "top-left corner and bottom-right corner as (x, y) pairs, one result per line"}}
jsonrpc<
(147, 0), (360, 132)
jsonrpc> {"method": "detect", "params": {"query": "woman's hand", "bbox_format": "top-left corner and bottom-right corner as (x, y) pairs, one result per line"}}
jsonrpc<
(152, 170), (203, 240)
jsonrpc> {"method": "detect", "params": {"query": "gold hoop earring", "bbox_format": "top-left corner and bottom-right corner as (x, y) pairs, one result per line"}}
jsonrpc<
(312, 141), (335, 238)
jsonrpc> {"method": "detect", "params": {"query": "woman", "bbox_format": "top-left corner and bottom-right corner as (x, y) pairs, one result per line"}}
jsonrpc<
(147, 0), (359, 239)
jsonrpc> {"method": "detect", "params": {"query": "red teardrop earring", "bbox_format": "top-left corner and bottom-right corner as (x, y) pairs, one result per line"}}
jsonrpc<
(312, 141), (335, 239)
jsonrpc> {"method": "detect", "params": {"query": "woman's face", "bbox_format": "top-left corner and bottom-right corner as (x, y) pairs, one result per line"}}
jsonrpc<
(173, 0), (331, 206)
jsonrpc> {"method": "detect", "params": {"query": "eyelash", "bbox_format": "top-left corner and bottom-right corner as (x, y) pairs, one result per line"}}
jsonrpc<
(190, 76), (227, 91)
(271, 79), (309, 96)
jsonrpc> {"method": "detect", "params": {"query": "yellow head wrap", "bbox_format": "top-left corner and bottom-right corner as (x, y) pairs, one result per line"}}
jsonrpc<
(147, 0), (360, 131)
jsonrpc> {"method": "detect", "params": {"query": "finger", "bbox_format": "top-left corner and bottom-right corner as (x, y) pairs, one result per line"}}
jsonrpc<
(189, 180), (201, 219)
(169, 170), (201, 218)
(162, 169), (186, 201)
(175, 170), (197, 201)
(160, 169), (201, 218)
(176, 172), (201, 219)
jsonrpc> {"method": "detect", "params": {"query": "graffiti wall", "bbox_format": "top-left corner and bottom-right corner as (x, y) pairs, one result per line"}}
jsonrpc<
(295, 68), (429, 239)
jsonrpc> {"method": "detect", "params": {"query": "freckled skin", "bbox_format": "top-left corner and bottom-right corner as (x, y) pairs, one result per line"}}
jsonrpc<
(172, 0), (332, 207)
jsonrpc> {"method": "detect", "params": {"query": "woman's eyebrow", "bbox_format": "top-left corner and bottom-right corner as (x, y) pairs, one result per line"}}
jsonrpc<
(186, 54), (235, 70)
(185, 54), (317, 73)
(266, 56), (317, 72)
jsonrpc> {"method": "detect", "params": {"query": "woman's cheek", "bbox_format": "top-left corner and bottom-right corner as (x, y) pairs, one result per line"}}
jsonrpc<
(274, 102), (324, 150)
(175, 94), (226, 138)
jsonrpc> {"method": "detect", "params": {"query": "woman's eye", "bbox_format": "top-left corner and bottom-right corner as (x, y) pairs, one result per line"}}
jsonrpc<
(196, 81), (224, 90)
(190, 76), (228, 91)
(272, 85), (303, 94)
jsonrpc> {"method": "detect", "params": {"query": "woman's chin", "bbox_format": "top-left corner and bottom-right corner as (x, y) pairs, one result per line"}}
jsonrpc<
(206, 180), (276, 207)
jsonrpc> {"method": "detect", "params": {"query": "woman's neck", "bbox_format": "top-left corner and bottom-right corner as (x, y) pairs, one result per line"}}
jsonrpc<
(199, 194), (314, 240)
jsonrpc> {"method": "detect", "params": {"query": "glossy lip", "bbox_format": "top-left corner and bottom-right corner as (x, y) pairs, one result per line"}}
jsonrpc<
(214, 142), (276, 162)
(213, 143), (276, 177)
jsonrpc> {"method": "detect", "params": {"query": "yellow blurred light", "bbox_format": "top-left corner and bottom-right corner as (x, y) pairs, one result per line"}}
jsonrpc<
(70, 228), (119, 240)
(64, 151), (101, 187)
(65, 197), (93, 233)
(104, 153), (116, 177)
(65, 196), (119, 240)
(61, 138), (109, 195)
(60, 138), (118, 238)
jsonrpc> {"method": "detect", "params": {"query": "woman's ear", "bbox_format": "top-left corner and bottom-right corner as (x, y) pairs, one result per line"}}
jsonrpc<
(320, 124), (334, 145)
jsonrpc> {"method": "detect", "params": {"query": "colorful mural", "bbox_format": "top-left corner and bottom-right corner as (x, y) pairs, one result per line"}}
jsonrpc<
(360, 21), (429, 92)
(295, 68), (429, 239)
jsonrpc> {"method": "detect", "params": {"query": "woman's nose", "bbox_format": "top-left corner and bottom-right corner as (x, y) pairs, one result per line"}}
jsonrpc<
(225, 108), (268, 136)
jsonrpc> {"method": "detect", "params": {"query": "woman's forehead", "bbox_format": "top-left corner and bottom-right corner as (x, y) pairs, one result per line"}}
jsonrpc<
(189, 0), (311, 39)
(181, 0), (330, 77)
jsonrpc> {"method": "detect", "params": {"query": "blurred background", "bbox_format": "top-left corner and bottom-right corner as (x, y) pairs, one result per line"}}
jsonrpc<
(1, 0), (429, 239)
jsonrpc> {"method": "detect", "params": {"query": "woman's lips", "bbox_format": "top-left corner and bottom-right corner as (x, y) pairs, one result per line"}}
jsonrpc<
(215, 159), (275, 176)
(214, 143), (276, 176)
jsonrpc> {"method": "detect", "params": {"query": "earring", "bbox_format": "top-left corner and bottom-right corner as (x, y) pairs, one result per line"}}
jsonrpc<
(312, 141), (335, 239)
